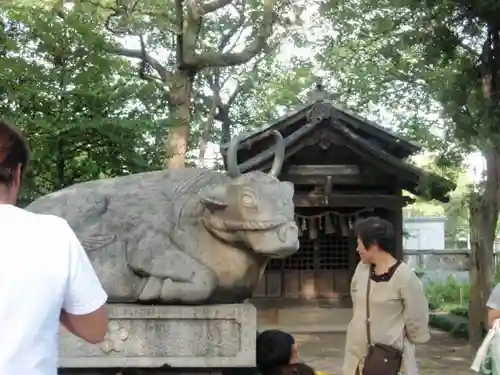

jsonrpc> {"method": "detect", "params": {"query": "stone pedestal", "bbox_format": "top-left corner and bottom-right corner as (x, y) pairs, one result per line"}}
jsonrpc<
(58, 304), (256, 373)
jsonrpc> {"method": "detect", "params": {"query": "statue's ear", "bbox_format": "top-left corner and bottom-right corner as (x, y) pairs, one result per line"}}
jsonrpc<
(200, 197), (228, 212)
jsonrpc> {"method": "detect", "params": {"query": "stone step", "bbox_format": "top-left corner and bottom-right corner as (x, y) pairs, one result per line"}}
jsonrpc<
(257, 306), (353, 327)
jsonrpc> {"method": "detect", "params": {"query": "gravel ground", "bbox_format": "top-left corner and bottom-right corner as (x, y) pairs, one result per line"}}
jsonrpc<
(295, 330), (475, 375)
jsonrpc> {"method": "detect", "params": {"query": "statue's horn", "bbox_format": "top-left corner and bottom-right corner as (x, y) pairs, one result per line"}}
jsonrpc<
(227, 130), (284, 178)
(227, 133), (246, 178)
(268, 130), (285, 177)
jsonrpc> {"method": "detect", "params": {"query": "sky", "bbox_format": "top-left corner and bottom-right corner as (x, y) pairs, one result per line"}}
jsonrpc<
(117, 1), (485, 183)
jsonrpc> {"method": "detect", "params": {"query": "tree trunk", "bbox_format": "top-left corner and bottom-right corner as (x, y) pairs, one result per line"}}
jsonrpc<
(468, 144), (500, 346)
(219, 105), (231, 144)
(164, 71), (193, 169)
(469, 24), (500, 345)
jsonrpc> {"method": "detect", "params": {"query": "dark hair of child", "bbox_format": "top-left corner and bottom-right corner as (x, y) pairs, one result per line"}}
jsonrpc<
(264, 363), (316, 375)
(256, 330), (296, 372)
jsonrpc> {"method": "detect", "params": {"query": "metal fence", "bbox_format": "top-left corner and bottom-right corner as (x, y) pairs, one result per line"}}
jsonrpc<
(403, 248), (500, 270)
(403, 249), (470, 270)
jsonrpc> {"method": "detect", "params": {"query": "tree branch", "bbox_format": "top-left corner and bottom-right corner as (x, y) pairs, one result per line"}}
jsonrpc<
(218, 1), (246, 51)
(186, 0), (277, 69)
(85, 0), (117, 12)
(458, 40), (480, 58)
(183, 0), (203, 67)
(135, 33), (168, 86)
(86, 0), (179, 35)
(201, 0), (234, 14)
(84, 0), (177, 79)
(107, 44), (172, 83)
(226, 52), (268, 105)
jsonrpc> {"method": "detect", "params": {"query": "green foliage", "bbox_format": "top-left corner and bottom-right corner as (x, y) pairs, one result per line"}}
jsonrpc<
(424, 277), (470, 339)
(317, 0), (500, 185)
(423, 266), (500, 338)
(428, 314), (469, 340)
(0, 0), (321, 195)
(425, 276), (470, 311)
(0, 7), (165, 203)
(80, 0), (311, 167)
(229, 60), (317, 132)
(443, 173), (472, 246)
(425, 269), (500, 338)
(449, 306), (468, 319)
(0, 0), (321, 196)
(424, 267), (500, 314)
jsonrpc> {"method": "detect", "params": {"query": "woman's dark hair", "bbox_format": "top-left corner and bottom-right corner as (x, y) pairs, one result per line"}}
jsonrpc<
(266, 363), (316, 375)
(354, 216), (395, 256)
(0, 119), (30, 185)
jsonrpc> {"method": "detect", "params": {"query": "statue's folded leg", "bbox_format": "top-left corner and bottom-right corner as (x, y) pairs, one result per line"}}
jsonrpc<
(127, 230), (218, 304)
(132, 251), (217, 304)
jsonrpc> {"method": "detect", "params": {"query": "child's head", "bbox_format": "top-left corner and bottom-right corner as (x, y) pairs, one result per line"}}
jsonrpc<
(256, 330), (300, 374)
(267, 363), (316, 375)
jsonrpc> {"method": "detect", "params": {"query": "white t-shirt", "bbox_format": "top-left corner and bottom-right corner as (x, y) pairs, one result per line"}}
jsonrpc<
(487, 284), (500, 309)
(0, 204), (108, 375)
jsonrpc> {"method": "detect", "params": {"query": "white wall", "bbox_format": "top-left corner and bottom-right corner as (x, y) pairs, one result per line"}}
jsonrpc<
(403, 217), (446, 268)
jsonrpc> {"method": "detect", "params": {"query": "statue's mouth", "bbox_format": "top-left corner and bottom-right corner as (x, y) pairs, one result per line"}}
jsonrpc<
(203, 215), (289, 231)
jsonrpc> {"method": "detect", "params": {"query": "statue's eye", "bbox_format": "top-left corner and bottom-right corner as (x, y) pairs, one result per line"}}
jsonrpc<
(241, 194), (256, 208)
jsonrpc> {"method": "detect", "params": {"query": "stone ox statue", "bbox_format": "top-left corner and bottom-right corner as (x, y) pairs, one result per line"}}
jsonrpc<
(27, 131), (299, 305)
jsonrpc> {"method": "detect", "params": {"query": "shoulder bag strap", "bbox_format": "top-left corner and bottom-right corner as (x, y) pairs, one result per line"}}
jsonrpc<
(366, 269), (372, 347)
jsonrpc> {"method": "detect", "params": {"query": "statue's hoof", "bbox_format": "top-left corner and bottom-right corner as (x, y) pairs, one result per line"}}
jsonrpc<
(160, 278), (175, 301)
(139, 276), (162, 300)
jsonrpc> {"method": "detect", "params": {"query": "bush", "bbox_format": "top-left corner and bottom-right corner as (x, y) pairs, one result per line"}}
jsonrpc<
(449, 305), (468, 318)
(425, 276), (469, 310)
(429, 314), (469, 340)
(422, 266), (500, 339)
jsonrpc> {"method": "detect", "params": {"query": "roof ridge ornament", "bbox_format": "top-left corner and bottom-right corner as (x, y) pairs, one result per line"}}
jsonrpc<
(306, 80), (334, 122)
(306, 79), (327, 102)
(306, 79), (341, 103)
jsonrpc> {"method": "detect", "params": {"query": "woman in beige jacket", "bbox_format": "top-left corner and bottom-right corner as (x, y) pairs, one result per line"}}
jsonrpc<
(342, 217), (430, 375)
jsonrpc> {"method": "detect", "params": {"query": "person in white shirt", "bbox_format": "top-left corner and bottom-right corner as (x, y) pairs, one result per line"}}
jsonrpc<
(0, 119), (109, 375)
(487, 284), (500, 328)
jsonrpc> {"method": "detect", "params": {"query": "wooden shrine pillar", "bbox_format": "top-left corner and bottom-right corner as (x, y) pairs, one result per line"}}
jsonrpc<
(387, 195), (404, 261)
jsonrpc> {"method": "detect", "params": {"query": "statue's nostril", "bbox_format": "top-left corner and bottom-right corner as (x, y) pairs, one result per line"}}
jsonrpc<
(277, 222), (298, 242)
